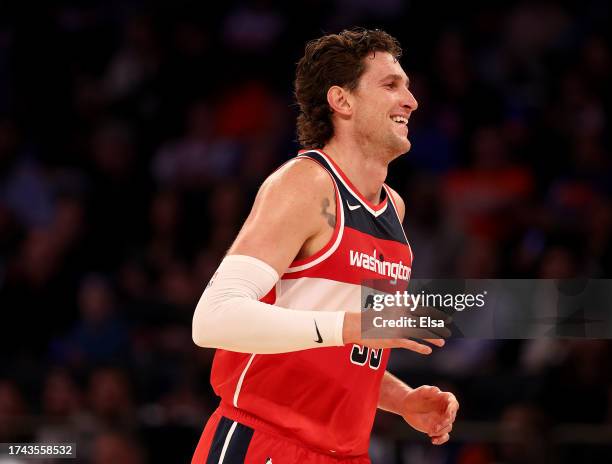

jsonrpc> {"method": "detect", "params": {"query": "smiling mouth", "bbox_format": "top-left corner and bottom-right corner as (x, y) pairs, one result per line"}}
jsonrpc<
(391, 115), (408, 125)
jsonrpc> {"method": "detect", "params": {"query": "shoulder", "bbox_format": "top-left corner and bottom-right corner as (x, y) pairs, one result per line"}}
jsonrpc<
(386, 185), (405, 222)
(259, 156), (335, 203)
(227, 156), (336, 272)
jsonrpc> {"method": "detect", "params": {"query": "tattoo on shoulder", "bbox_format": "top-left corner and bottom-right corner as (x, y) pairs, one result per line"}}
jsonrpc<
(320, 198), (336, 228)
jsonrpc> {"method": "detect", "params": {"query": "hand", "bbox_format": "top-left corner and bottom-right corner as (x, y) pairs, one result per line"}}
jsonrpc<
(343, 311), (449, 355)
(359, 336), (445, 354)
(400, 385), (459, 445)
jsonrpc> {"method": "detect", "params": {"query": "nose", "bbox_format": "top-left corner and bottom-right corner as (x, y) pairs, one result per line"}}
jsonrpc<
(403, 87), (418, 112)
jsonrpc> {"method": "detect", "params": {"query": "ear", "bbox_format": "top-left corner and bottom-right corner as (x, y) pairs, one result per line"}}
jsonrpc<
(327, 85), (352, 117)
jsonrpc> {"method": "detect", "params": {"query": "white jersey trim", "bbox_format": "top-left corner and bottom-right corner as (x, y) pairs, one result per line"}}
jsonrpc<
(306, 149), (389, 217)
(285, 173), (345, 273)
(233, 353), (256, 408)
(382, 184), (413, 262)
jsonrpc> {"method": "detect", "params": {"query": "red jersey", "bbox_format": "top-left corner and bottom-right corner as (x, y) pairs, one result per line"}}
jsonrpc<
(209, 150), (413, 457)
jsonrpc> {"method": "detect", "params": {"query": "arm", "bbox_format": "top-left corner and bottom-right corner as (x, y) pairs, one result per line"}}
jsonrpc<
(378, 371), (459, 445)
(192, 159), (344, 353)
(378, 370), (413, 414)
(227, 158), (333, 275)
(379, 190), (459, 444)
(192, 159), (441, 354)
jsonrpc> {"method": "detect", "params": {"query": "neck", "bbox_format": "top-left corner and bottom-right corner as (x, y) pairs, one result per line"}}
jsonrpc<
(322, 136), (390, 204)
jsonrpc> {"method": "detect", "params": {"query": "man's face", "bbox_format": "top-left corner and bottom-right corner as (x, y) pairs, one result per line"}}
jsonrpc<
(349, 52), (418, 158)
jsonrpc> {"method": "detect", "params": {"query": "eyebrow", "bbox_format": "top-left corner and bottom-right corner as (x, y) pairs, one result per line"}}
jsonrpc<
(381, 73), (410, 87)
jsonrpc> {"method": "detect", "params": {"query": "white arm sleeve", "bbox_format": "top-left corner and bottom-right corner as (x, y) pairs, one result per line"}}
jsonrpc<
(192, 254), (345, 353)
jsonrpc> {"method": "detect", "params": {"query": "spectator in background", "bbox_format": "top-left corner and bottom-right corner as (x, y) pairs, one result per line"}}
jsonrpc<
(90, 432), (144, 464)
(499, 403), (556, 464)
(152, 101), (241, 188)
(103, 14), (161, 104)
(0, 117), (54, 229)
(87, 368), (135, 431)
(36, 369), (98, 453)
(52, 274), (129, 368)
(86, 121), (149, 271)
(41, 369), (83, 419)
(0, 380), (29, 443)
(443, 125), (534, 243)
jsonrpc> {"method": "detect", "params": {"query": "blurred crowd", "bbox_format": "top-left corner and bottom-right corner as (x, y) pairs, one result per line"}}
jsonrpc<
(0, 1), (611, 463)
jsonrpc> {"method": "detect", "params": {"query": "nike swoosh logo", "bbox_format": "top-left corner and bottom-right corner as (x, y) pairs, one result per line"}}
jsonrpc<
(314, 320), (323, 343)
(347, 202), (361, 211)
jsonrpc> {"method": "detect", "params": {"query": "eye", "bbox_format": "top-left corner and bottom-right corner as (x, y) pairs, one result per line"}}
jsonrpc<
(385, 82), (396, 89)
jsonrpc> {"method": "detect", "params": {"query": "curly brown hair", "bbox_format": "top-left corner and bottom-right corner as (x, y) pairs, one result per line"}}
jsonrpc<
(294, 28), (402, 148)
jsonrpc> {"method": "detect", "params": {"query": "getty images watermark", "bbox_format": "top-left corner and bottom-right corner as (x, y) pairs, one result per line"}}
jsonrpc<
(367, 289), (486, 332)
(360, 279), (612, 339)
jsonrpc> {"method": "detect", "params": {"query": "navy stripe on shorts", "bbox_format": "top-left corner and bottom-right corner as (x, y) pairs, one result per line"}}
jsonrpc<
(206, 416), (255, 464)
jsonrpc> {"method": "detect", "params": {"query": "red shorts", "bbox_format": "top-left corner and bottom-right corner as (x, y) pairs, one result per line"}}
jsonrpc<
(192, 407), (371, 464)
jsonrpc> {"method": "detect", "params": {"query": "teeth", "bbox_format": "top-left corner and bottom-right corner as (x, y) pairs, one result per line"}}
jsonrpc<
(391, 116), (408, 124)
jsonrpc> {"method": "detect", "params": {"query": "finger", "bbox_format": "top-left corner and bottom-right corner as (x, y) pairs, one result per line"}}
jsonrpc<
(430, 422), (452, 437)
(425, 338), (445, 347)
(398, 339), (432, 355)
(420, 385), (441, 399)
(430, 325), (452, 339)
(444, 394), (459, 419)
(407, 325), (451, 340)
(417, 385), (440, 395)
(413, 306), (453, 326)
(431, 433), (450, 445)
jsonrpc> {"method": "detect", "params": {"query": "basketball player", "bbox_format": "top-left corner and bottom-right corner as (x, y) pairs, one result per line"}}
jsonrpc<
(192, 28), (459, 463)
